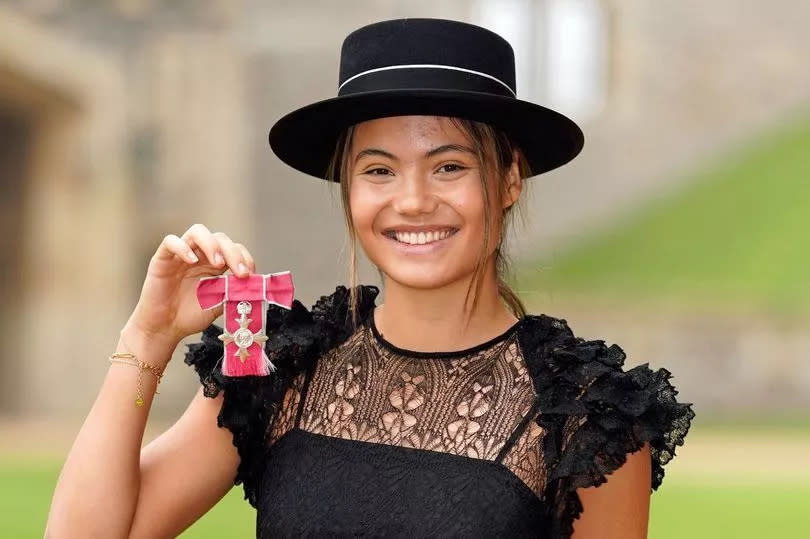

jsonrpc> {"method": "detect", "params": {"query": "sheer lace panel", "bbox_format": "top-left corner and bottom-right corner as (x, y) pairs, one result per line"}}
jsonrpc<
(268, 370), (306, 446)
(501, 412), (547, 496)
(271, 322), (548, 495)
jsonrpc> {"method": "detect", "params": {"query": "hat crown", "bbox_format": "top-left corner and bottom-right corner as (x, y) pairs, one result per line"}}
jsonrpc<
(268, 17), (583, 181)
(338, 18), (516, 97)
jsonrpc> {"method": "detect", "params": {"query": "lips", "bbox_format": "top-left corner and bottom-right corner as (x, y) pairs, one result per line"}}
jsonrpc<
(383, 226), (459, 254)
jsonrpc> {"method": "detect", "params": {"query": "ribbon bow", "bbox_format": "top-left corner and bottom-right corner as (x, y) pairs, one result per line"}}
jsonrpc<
(196, 271), (294, 376)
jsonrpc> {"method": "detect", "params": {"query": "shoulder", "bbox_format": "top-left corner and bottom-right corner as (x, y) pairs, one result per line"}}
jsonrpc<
(515, 313), (694, 536)
(516, 312), (687, 424)
(263, 283), (380, 371)
(515, 312), (624, 374)
(517, 313), (694, 510)
(516, 312), (628, 414)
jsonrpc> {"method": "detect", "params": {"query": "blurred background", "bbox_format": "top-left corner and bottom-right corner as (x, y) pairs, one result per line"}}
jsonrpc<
(1, 0), (808, 537)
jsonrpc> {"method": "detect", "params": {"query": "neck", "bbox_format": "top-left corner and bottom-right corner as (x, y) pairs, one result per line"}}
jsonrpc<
(374, 258), (519, 353)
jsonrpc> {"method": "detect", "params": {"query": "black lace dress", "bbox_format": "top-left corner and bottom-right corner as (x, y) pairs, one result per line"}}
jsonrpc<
(185, 285), (694, 538)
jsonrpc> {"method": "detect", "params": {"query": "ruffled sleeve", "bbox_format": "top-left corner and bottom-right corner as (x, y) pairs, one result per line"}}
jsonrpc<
(518, 314), (695, 539)
(183, 284), (380, 508)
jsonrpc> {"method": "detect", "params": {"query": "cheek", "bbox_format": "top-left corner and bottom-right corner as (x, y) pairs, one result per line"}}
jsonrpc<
(348, 183), (380, 236)
(447, 182), (487, 230)
(453, 180), (504, 253)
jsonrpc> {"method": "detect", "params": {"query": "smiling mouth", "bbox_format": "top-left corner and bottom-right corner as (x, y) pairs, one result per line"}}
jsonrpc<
(384, 228), (459, 246)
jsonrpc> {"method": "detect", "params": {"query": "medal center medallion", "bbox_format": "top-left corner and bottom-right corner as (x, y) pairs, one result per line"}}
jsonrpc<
(233, 327), (255, 348)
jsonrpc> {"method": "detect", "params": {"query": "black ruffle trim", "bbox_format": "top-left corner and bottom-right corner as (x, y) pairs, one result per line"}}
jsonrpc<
(516, 314), (695, 539)
(183, 284), (380, 508)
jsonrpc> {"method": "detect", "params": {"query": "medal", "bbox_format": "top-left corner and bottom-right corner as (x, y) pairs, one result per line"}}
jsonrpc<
(196, 271), (294, 376)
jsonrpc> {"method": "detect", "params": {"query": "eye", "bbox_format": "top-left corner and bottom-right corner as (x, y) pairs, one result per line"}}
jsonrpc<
(363, 167), (393, 176)
(436, 163), (467, 174)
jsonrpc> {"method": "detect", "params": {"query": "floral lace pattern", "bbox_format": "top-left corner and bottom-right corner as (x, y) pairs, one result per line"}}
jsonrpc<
(268, 370), (306, 446)
(284, 322), (544, 495)
(501, 415), (547, 494)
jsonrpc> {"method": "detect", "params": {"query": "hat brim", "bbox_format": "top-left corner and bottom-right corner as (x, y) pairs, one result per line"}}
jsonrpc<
(268, 88), (584, 181)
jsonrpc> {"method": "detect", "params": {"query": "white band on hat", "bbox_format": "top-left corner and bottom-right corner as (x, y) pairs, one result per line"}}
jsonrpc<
(338, 63), (516, 97)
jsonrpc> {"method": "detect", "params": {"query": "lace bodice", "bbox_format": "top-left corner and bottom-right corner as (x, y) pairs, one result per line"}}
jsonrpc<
(185, 285), (694, 538)
(268, 310), (548, 497)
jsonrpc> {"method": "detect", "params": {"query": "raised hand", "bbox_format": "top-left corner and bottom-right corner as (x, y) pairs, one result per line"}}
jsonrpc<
(126, 223), (257, 352)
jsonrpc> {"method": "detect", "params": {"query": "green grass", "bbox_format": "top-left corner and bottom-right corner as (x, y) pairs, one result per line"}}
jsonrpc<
(691, 412), (810, 435)
(650, 481), (810, 539)
(518, 111), (810, 316)
(4, 459), (55, 538)
(13, 456), (254, 537)
(180, 488), (254, 538)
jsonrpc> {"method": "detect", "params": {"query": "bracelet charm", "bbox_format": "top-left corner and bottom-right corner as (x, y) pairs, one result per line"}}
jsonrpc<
(109, 352), (164, 407)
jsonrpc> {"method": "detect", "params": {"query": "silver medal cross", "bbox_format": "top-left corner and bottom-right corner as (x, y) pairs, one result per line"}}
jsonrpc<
(218, 301), (268, 363)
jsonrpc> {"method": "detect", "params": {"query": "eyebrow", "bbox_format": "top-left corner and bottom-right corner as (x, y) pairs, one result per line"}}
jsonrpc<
(426, 144), (476, 158)
(354, 144), (476, 164)
(354, 148), (397, 163)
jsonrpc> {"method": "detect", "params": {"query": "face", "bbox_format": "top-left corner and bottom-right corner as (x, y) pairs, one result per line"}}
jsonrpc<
(348, 115), (521, 290)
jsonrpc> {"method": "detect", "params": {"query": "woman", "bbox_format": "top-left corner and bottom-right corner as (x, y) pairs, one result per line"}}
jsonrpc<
(47, 18), (694, 538)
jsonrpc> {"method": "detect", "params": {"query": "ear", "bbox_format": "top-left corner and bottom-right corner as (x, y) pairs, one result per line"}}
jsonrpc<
(501, 149), (523, 210)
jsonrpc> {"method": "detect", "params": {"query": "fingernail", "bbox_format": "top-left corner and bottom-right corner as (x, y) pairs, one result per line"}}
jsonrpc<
(188, 251), (199, 263)
(238, 263), (248, 275)
(214, 252), (224, 265)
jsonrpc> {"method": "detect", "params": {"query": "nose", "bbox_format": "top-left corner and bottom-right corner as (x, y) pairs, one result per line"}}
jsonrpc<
(390, 172), (438, 216)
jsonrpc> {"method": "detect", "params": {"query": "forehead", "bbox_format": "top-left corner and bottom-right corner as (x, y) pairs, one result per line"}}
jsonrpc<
(350, 115), (469, 151)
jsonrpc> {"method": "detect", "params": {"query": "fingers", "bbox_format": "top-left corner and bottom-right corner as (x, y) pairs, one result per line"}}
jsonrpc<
(235, 243), (256, 273)
(177, 224), (256, 277)
(181, 224), (223, 268)
(156, 234), (199, 264)
(212, 232), (250, 277)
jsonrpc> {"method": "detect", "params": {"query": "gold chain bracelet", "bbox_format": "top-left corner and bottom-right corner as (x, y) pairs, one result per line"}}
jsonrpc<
(109, 352), (165, 407)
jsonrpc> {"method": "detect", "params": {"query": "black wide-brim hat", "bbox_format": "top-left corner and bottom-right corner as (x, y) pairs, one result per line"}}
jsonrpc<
(268, 18), (584, 181)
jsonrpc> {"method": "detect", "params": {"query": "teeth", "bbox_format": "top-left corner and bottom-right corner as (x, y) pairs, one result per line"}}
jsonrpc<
(392, 229), (455, 245)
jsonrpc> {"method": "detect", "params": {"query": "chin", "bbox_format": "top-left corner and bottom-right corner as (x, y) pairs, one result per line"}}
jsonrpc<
(381, 269), (464, 290)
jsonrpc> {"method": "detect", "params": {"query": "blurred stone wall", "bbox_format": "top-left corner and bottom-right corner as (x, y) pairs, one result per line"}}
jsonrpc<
(0, 6), (131, 417)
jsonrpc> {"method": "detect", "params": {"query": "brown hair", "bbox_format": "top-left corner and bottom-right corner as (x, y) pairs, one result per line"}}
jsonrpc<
(325, 117), (532, 328)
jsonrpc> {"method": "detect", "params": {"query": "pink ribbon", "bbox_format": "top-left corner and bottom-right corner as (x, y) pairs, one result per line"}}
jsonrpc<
(196, 271), (294, 376)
